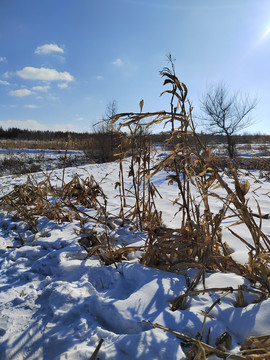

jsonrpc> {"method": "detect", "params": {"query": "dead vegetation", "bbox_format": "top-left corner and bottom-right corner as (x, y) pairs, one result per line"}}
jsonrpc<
(1, 59), (270, 358)
(0, 173), (108, 236)
(241, 335), (270, 359)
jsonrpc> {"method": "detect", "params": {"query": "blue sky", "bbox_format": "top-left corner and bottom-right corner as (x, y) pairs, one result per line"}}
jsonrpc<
(0, 0), (270, 133)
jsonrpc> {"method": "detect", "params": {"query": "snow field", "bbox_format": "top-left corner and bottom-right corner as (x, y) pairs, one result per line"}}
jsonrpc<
(0, 156), (270, 359)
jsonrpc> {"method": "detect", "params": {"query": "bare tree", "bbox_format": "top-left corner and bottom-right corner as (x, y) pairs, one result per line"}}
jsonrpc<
(93, 100), (118, 134)
(89, 100), (119, 162)
(102, 100), (118, 133)
(200, 83), (257, 158)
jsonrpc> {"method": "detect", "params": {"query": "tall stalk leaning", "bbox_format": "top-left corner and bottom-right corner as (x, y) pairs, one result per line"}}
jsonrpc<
(157, 63), (218, 285)
(159, 57), (193, 229)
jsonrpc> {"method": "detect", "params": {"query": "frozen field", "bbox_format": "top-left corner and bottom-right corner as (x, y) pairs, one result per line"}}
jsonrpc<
(0, 148), (88, 176)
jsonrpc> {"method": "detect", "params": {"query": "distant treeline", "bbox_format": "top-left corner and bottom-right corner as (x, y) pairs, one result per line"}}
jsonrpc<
(0, 127), (269, 144)
(0, 127), (91, 141)
(197, 132), (270, 145)
(151, 132), (270, 145)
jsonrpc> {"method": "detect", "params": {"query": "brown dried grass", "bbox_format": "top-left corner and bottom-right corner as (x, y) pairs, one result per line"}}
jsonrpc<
(0, 172), (108, 232)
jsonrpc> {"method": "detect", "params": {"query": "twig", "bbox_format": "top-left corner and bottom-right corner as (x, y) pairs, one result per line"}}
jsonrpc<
(172, 286), (267, 311)
(142, 321), (246, 360)
(89, 338), (104, 360)
(199, 289), (233, 341)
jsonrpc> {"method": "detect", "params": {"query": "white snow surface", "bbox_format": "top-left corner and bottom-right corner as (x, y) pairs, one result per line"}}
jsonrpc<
(0, 156), (270, 359)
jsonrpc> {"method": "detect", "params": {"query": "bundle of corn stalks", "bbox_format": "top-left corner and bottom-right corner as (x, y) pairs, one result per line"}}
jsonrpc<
(112, 122), (162, 231)
(0, 173), (107, 232)
(110, 58), (270, 294)
(60, 173), (106, 209)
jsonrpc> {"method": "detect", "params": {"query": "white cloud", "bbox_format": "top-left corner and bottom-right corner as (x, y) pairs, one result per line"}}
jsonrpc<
(17, 67), (74, 82)
(3, 71), (13, 78)
(0, 57), (7, 63)
(24, 104), (38, 109)
(0, 80), (10, 85)
(96, 75), (103, 80)
(57, 82), (68, 89)
(48, 95), (59, 101)
(112, 58), (124, 66)
(32, 85), (50, 92)
(9, 89), (32, 97)
(35, 44), (64, 55)
(0, 119), (48, 131)
(76, 117), (85, 121)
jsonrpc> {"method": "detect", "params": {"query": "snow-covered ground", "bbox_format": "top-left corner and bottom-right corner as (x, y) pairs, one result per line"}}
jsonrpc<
(0, 151), (270, 359)
(0, 148), (87, 176)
